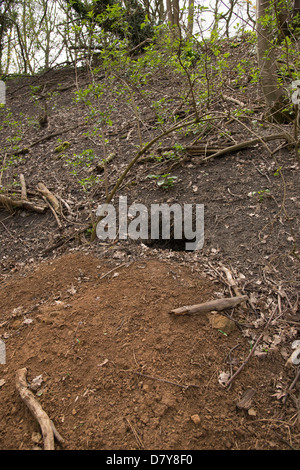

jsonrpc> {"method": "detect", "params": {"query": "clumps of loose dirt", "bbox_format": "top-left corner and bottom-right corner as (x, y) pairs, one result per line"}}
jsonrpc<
(0, 251), (299, 450)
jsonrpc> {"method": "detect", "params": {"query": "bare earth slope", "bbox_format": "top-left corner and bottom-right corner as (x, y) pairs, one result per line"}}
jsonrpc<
(0, 45), (299, 450)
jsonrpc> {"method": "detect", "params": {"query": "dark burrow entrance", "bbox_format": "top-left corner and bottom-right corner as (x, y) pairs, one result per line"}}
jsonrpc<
(142, 237), (193, 252)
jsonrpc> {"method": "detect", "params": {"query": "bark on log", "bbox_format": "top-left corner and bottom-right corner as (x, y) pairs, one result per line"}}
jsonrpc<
(169, 295), (248, 315)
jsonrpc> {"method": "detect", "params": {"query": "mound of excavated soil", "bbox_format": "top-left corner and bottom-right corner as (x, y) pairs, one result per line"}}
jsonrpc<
(0, 252), (298, 450)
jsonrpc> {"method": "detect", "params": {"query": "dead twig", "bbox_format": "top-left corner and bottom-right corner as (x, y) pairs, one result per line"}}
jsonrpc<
(169, 295), (248, 316)
(0, 194), (47, 213)
(15, 367), (64, 450)
(6, 121), (87, 160)
(221, 93), (246, 108)
(126, 418), (144, 449)
(199, 133), (290, 162)
(129, 38), (152, 56)
(19, 173), (27, 200)
(225, 306), (278, 388)
(98, 263), (130, 280)
(283, 367), (300, 405)
(37, 183), (60, 213)
(224, 344), (241, 390)
(133, 371), (200, 390)
(41, 224), (91, 255)
(41, 195), (62, 229)
(220, 265), (242, 297)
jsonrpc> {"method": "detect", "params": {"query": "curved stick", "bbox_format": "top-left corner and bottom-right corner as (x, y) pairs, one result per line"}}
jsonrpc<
(15, 368), (55, 450)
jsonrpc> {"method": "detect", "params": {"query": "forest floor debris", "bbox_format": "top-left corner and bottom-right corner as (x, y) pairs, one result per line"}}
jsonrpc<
(0, 48), (299, 450)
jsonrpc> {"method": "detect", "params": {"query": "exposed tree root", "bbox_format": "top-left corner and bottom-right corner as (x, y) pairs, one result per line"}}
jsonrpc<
(15, 367), (64, 450)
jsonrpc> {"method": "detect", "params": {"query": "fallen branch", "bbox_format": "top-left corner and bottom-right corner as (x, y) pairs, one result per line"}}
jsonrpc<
(221, 93), (246, 108)
(37, 183), (60, 213)
(41, 224), (91, 255)
(186, 145), (227, 156)
(129, 38), (152, 56)
(145, 133), (291, 163)
(4, 121), (87, 160)
(169, 295), (248, 316)
(137, 146), (226, 163)
(50, 420), (65, 445)
(0, 194), (47, 213)
(32, 121), (87, 147)
(221, 265), (242, 297)
(41, 195), (62, 229)
(198, 133), (290, 162)
(15, 368), (60, 450)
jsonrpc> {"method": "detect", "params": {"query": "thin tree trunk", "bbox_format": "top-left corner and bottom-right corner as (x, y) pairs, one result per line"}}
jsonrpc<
(172, 0), (180, 28)
(166, 0), (174, 25)
(5, 24), (13, 74)
(256, 0), (285, 108)
(293, 0), (300, 13)
(187, 0), (194, 37)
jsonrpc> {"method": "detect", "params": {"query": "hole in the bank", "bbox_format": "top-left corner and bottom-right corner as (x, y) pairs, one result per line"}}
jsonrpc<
(143, 239), (186, 251)
(142, 236), (192, 252)
(140, 219), (199, 251)
(139, 216), (199, 252)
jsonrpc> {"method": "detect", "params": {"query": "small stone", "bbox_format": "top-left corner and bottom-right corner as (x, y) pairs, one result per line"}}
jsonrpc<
(248, 408), (257, 416)
(209, 314), (236, 335)
(142, 384), (150, 392)
(191, 414), (201, 425)
(30, 375), (43, 391)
